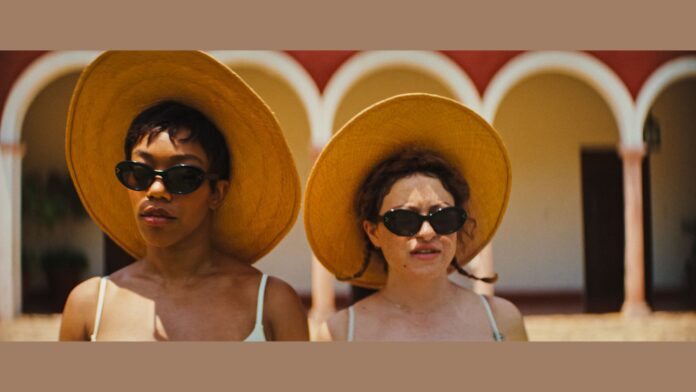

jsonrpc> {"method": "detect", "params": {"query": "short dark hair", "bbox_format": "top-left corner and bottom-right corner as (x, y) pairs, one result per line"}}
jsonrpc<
(124, 100), (231, 180)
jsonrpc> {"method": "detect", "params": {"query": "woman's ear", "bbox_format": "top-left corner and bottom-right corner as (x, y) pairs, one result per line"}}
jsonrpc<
(362, 220), (381, 249)
(209, 180), (230, 210)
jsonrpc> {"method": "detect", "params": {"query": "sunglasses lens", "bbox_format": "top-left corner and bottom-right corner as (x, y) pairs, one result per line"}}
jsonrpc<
(165, 166), (205, 194)
(115, 162), (206, 194)
(383, 210), (422, 236)
(382, 207), (467, 237)
(429, 207), (466, 234)
(116, 162), (153, 191)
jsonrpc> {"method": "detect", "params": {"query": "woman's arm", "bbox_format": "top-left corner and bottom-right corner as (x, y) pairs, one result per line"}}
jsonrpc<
(490, 296), (529, 341)
(58, 277), (100, 341)
(264, 277), (310, 341)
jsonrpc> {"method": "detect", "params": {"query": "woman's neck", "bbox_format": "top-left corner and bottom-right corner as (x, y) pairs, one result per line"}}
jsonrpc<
(141, 218), (218, 285)
(379, 272), (455, 313)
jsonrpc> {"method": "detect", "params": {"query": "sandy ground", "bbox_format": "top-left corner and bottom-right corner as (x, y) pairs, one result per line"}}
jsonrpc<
(2, 311), (696, 341)
(0, 314), (62, 341)
(523, 311), (696, 341)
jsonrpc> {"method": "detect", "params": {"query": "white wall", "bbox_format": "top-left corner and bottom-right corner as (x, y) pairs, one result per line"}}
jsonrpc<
(649, 77), (696, 290)
(492, 73), (619, 291)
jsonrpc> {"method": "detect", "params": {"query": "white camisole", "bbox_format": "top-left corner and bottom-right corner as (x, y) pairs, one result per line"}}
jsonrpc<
(346, 294), (505, 341)
(90, 274), (269, 342)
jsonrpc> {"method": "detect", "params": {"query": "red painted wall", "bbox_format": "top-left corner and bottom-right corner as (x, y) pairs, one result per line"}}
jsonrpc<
(286, 50), (695, 98)
(285, 50), (358, 92)
(440, 51), (525, 96)
(1, 51), (695, 122)
(0, 51), (47, 117)
(588, 51), (694, 98)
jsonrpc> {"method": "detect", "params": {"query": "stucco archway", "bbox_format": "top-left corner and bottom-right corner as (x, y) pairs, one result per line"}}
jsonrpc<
(482, 51), (633, 145)
(321, 50), (481, 147)
(635, 56), (696, 130)
(0, 51), (100, 319)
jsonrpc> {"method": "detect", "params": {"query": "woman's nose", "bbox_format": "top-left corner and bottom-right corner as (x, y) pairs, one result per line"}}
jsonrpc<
(416, 220), (436, 240)
(146, 176), (172, 201)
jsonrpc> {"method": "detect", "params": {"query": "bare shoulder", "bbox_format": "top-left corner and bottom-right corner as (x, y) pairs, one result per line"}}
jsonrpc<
(263, 275), (309, 341)
(326, 307), (350, 341)
(264, 275), (303, 307)
(59, 276), (102, 341)
(326, 293), (376, 341)
(487, 295), (528, 341)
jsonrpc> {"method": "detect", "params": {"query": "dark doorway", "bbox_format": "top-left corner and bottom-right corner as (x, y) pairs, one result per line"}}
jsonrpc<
(581, 149), (652, 312)
(103, 233), (136, 275)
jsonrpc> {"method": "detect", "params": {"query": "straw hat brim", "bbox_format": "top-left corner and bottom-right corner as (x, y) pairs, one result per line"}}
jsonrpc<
(66, 51), (300, 263)
(304, 93), (511, 288)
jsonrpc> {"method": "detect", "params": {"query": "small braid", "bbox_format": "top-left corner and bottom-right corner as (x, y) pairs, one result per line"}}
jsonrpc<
(337, 242), (373, 281)
(450, 257), (498, 284)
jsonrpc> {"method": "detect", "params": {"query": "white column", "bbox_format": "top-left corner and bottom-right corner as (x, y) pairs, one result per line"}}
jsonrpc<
(306, 144), (337, 339)
(472, 243), (495, 296)
(0, 143), (24, 320)
(308, 255), (336, 339)
(619, 146), (651, 317)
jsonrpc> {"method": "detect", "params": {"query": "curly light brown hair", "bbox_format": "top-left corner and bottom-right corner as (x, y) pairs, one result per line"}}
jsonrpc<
(342, 146), (496, 284)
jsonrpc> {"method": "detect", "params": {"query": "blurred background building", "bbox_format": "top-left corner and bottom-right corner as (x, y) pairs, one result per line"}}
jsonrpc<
(1, 51), (695, 330)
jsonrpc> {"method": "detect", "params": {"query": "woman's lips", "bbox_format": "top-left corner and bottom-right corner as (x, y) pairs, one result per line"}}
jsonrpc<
(140, 206), (176, 226)
(141, 215), (175, 226)
(410, 247), (441, 261)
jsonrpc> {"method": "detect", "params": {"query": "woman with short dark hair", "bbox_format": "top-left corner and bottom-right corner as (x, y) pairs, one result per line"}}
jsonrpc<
(59, 51), (308, 341)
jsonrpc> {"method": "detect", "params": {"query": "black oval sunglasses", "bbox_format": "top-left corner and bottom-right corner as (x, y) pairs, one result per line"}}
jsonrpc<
(379, 206), (467, 237)
(115, 160), (219, 195)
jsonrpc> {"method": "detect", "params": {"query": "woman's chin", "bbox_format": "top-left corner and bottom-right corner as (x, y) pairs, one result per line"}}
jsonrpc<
(394, 258), (451, 280)
(137, 229), (184, 249)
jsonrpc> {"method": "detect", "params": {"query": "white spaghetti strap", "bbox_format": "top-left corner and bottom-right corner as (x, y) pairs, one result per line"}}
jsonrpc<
(480, 294), (505, 342)
(347, 305), (355, 342)
(90, 276), (109, 342)
(254, 274), (268, 325)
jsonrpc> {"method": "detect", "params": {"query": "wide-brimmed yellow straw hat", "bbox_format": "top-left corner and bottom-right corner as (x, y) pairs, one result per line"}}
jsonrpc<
(66, 51), (300, 263)
(304, 93), (511, 288)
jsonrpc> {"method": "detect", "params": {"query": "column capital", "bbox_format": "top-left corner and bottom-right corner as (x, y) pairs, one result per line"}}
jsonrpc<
(618, 144), (646, 161)
(309, 144), (324, 162)
(0, 143), (26, 158)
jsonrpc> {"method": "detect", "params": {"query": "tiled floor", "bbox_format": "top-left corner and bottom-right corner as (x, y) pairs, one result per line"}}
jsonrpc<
(524, 311), (696, 341)
(0, 314), (61, 341)
(2, 312), (696, 341)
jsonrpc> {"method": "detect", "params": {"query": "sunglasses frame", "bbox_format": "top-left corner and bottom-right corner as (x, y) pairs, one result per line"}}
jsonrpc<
(115, 160), (219, 195)
(379, 206), (467, 237)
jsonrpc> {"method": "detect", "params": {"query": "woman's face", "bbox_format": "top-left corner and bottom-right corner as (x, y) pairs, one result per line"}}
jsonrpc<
(363, 173), (458, 281)
(127, 130), (227, 249)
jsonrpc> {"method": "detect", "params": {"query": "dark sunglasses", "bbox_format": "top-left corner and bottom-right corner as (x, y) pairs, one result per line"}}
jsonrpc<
(115, 160), (219, 195)
(379, 206), (467, 237)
